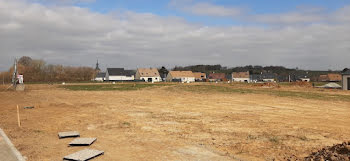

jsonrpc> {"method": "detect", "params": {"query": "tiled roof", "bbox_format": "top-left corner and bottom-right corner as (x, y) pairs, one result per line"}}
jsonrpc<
(232, 72), (249, 78)
(169, 71), (194, 78)
(137, 68), (160, 77)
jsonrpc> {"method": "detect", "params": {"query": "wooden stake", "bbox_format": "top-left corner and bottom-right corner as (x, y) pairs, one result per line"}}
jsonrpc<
(17, 105), (21, 127)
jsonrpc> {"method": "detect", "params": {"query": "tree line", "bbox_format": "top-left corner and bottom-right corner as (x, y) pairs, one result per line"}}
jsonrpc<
(0, 56), (96, 83)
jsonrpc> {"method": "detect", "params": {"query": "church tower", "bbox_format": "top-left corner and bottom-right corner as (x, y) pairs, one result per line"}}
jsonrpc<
(95, 59), (101, 72)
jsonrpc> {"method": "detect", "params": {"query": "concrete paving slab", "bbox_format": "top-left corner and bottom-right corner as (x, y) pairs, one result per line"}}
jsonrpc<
(58, 131), (80, 139)
(63, 149), (104, 161)
(69, 138), (96, 146)
(0, 128), (26, 161)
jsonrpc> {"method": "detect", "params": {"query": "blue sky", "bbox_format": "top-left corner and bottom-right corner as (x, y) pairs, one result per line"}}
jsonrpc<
(75, 0), (350, 24)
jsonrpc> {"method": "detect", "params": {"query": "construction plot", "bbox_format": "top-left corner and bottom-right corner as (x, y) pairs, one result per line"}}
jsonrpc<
(63, 149), (104, 161)
(69, 138), (97, 146)
(58, 131), (80, 139)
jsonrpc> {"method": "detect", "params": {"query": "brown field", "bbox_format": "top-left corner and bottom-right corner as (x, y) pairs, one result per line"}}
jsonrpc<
(0, 83), (350, 161)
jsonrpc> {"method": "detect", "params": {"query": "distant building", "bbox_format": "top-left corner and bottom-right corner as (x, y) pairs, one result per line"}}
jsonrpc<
(208, 73), (226, 82)
(105, 68), (135, 81)
(193, 72), (206, 81)
(94, 72), (105, 82)
(166, 71), (195, 83)
(319, 73), (342, 82)
(342, 70), (350, 90)
(95, 60), (101, 72)
(135, 68), (161, 83)
(232, 72), (250, 83)
(261, 73), (276, 82)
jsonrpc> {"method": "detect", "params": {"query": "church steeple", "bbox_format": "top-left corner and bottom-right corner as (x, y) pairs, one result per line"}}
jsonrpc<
(95, 59), (101, 71)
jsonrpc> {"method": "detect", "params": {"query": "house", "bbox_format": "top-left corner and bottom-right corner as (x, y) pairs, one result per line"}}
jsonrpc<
(342, 70), (350, 90)
(319, 74), (342, 82)
(135, 68), (161, 83)
(232, 72), (250, 83)
(208, 73), (226, 82)
(261, 73), (276, 82)
(193, 72), (206, 81)
(166, 71), (195, 83)
(105, 68), (135, 81)
(296, 75), (310, 82)
(94, 72), (105, 82)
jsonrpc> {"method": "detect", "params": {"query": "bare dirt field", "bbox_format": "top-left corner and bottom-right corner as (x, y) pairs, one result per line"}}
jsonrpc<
(0, 83), (349, 161)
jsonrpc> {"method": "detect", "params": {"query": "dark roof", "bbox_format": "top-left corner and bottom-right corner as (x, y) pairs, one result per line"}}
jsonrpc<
(261, 73), (276, 79)
(107, 68), (135, 76)
(251, 74), (262, 80)
(96, 72), (105, 78)
(343, 70), (350, 75)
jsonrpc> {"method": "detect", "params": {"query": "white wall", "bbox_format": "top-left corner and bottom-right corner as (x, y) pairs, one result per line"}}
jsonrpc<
(140, 77), (161, 83)
(108, 75), (134, 81)
(94, 77), (104, 81)
(233, 78), (250, 83)
(342, 75), (350, 90)
(263, 79), (275, 82)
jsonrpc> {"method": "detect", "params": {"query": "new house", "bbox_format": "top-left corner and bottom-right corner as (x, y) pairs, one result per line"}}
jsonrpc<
(94, 72), (106, 82)
(105, 68), (135, 81)
(319, 73), (342, 82)
(135, 68), (161, 83)
(232, 72), (250, 83)
(166, 71), (195, 83)
(208, 73), (226, 82)
(193, 72), (206, 81)
(342, 70), (350, 90)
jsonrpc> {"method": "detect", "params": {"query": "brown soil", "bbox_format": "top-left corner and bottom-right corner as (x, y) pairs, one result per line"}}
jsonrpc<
(305, 142), (350, 161)
(0, 84), (350, 161)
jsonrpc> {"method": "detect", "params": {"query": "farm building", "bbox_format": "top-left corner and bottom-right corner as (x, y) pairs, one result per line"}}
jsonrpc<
(232, 72), (250, 83)
(193, 72), (206, 81)
(208, 73), (226, 82)
(342, 70), (350, 90)
(94, 72), (105, 81)
(135, 68), (161, 83)
(166, 71), (195, 83)
(105, 68), (135, 81)
(261, 73), (276, 82)
(319, 74), (342, 82)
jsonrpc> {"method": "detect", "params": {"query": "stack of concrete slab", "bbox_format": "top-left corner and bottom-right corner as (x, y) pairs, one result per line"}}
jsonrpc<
(59, 131), (103, 161)
(58, 131), (80, 139)
(69, 138), (96, 146)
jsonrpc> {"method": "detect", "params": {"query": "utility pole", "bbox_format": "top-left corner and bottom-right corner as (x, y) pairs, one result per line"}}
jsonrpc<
(12, 59), (18, 88)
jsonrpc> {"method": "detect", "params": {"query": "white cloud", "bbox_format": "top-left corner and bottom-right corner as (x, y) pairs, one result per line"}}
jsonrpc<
(184, 2), (243, 17)
(0, 0), (349, 71)
(170, 0), (244, 17)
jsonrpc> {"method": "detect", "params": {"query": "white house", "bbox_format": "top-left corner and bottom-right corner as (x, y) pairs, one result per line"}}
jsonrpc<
(135, 68), (161, 83)
(94, 72), (106, 82)
(166, 71), (195, 83)
(105, 68), (135, 81)
(232, 72), (250, 83)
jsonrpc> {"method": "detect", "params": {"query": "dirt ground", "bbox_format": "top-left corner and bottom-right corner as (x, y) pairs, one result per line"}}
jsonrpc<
(0, 83), (350, 161)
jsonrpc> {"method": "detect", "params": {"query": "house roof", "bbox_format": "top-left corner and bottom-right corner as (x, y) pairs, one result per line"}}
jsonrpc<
(232, 72), (249, 78)
(208, 73), (226, 79)
(328, 74), (342, 81)
(137, 68), (160, 77)
(342, 70), (350, 75)
(169, 71), (194, 78)
(193, 72), (206, 79)
(96, 72), (106, 78)
(107, 68), (134, 76)
(261, 73), (276, 79)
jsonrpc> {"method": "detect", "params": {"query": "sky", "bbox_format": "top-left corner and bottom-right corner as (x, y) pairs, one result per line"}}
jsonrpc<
(0, 0), (350, 71)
